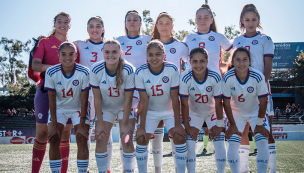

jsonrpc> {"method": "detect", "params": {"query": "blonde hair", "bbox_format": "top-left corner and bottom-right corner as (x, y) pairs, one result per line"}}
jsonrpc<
(103, 40), (125, 89)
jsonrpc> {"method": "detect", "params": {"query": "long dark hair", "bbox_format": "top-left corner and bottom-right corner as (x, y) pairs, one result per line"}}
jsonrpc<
(227, 47), (251, 71)
(87, 16), (105, 40)
(50, 12), (71, 35)
(124, 10), (142, 35)
(239, 4), (262, 33)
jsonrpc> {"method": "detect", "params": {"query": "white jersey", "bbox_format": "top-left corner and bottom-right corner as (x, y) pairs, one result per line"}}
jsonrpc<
(162, 38), (189, 73)
(89, 61), (135, 111)
(116, 35), (151, 68)
(233, 31), (274, 74)
(135, 62), (179, 112)
(184, 31), (233, 74)
(74, 40), (105, 97)
(44, 63), (90, 111)
(222, 67), (268, 117)
(179, 68), (222, 116)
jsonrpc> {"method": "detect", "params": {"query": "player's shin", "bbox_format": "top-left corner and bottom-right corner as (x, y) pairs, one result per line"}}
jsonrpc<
(213, 132), (226, 173)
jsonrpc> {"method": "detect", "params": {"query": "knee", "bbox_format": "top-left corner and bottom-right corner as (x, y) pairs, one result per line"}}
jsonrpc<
(76, 134), (88, 147)
(136, 135), (149, 145)
(96, 133), (108, 145)
(61, 129), (71, 140)
(173, 133), (186, 145)
(36, 129), (48, 142)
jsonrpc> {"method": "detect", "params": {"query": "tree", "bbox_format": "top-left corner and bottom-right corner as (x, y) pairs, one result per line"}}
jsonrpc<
(223, 25), (241, 62)
(0, 37), (31, 85)
(294, 50), (304, 97)
(141, 10), (154, 36)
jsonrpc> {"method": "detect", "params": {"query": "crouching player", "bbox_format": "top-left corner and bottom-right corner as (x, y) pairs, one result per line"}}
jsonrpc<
(222, 47), (270, 173)
(135, 41), (187, 173)
(179, 47), (226, 173)
(45, 42), (90, 173)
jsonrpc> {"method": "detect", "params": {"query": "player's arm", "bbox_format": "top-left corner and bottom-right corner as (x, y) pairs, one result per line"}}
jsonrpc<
(32, 58), (53, 72)
(263, 36), (275, 81)
(223, 98), (241, 139)
(92, 88), (107, 137)
(171, 88), (186, 138)
(264, 57), (273, 81)
(77, 89), (89, 139)
(180, 96), (198, 140)
(210, 97), (224, 140)
(122, 90), (134, 125)
(48, 90), (59, 140)
(136, 91), (149, 140)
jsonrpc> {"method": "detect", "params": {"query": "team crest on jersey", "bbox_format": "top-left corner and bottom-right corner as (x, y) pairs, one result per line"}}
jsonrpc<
(136, 40), (142, 45)
(247, 86), (254, 93)
(206, 86), (212, 92)
(252, 40), (258, 45)
(162, 76), (169, 83)
(38, 113), (43, 119)
(72, 80), (79, 86)
(170, 48), (176, 54)
(208, 36), (215, 41)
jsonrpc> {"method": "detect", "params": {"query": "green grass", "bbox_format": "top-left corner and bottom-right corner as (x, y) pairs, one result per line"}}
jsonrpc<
(0, 141), (303, 172)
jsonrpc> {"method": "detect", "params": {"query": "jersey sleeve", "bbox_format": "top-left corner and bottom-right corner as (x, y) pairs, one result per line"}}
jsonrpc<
(135, 70), (146, 92)
(213, 78), (223, 98)
(89, 67), (100, 89)
(179, 73), (189, 98)
(124, 71), (135, 92)
(219, 34), (233, 51)
(263, 36), (274, 58)
(33, 38), (45, 61)
(257, 76), (268, 98)
(44, 68), (55, 92)
(170, 69), (179, 90)
(221, 77), (231, 99)
(73, 41), (80, 63)
(81, 73), (90, 92)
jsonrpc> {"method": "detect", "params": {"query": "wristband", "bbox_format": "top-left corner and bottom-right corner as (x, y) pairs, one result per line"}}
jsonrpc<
(216, 119), (224, 127)
(256, 117), (264, 125)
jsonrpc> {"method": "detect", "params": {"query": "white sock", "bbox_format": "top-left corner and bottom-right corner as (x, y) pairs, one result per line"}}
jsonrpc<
(268, 143), (277, 173)
(213, 132), (226, 173)
(152, 128), (164, 172)
(77, 159), (89, 173)
(186, 134), (196, 173)
(95, 152), (108, 173)
(254, 134), (269, 173)
(239, 145), (250, 172)
(119, 137), (125, 171)
(123, 152), (135, 173)
(169, 137), (177, 169)
(135, 144), (149, 173)
(107, 131), (113, 171)
(49, 159), (62, 173)
(227, 134), (241, 173)
(175, 143), (188, 173)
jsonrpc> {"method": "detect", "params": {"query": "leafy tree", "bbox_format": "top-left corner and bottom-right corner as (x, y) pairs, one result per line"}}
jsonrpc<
(0, 37), (31, 85)
(141, 10), (154, 36)
(223, 25), (240, 62)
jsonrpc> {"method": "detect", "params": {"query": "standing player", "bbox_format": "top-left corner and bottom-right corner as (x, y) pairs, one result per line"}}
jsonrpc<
(135, 41), (187, 173)
(223, 47), (270, 173)
(44, 42), (90, 173)
(150, 12), (189, 172)
(179, 47), (226, 173)
(183, 4), (233, 154)
(90, 40), (136, 173)
(73, 16), (114, 172)
(233, 4), (276, 173)
(31, 12), (73, 173)
(116, 10), (151, 171)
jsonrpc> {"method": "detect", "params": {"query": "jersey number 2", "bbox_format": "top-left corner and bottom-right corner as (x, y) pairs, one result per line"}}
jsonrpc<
(62, 88), (73, 98)
(125, 46), (132, 55)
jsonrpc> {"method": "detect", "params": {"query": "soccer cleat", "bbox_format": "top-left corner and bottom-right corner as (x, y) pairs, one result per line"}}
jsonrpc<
(202, 148), (207, 154)
(254, 148), (257, 154)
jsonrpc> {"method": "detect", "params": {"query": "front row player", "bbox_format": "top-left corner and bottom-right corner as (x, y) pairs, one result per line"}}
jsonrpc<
(222, 47), (270, 173)
(90, 40), (137, 173)
(135, 40), (187, 173)
(179, 47), (226, 173)
(44, 42), (91, 172)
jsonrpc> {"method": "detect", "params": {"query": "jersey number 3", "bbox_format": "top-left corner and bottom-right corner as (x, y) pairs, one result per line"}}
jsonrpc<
(91, 52), (98, 62)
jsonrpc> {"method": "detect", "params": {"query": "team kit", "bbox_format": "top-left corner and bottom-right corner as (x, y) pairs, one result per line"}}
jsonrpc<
(29, 3), (276, 173)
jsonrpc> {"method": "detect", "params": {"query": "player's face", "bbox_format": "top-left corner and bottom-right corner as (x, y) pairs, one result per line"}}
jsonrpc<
(126, 14), (141, 33)
(232, 51), (250, 73)
(156, 16), (173, 37)
(103, 43), (122, 65)
(190, 53), (208, 76)
(147, 47), (164, 69)
(87, 19), (104, 40)
(242, 12), (259, 34)
(59, 46), (77, 68)
(195, 10), (213, 33)
(54, 15), (70, 35)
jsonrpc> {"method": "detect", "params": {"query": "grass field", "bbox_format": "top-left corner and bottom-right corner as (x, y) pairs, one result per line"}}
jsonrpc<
(0, 141), (303, 173)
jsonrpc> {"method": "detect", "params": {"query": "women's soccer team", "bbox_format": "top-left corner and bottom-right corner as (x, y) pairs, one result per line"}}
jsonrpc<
(31, 3), (277, 173)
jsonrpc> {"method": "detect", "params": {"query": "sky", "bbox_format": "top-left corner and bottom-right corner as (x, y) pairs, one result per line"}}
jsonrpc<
(0, 0), (304, 65)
